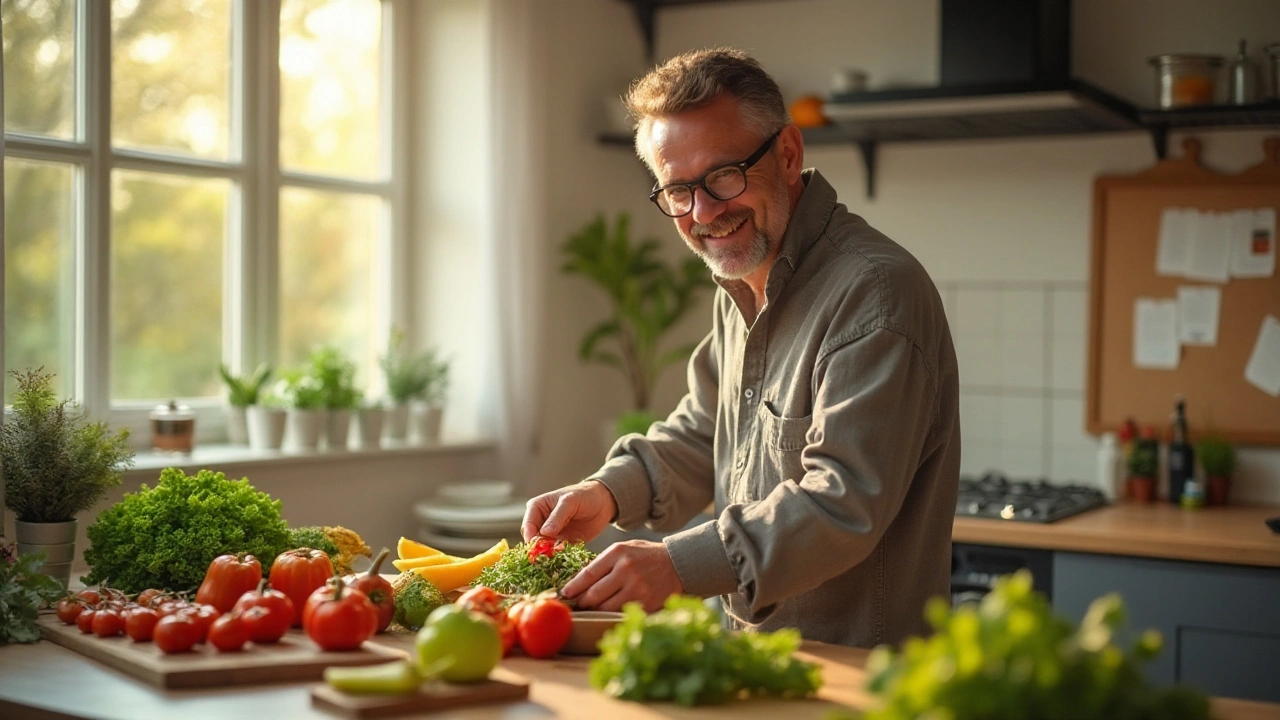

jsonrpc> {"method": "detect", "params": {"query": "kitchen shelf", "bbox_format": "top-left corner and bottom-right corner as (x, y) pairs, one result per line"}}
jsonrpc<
(1137, 101), (1280, 158)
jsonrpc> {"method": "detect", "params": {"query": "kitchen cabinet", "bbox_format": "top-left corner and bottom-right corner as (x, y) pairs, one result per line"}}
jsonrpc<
(1052, 551), (1280, 703)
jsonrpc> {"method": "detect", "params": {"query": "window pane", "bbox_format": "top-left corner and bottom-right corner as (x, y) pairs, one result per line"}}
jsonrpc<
(3, 158), (75, 401)
(279, 187), (380, 386)
(110, 170), (228, 401)
(2, 0), (77, 139)
(111, 0), (232, 159)
(280, 0), (382, 179)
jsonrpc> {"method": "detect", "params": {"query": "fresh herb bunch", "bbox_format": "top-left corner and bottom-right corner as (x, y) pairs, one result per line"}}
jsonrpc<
(308, 346), (362, 411)
(589, 595), (822, 705)
(472, 539), (596, 596)
(0, 543), (66, 644)
(1, 368), (134, 523)
(861, 570), (1210, 720)
(288, 526), (341, 560)
(378, 328), (450, 405)
(83, 468), (292, 594)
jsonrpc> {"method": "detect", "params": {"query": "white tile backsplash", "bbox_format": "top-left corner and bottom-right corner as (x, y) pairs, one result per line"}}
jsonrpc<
(960, 393), (1002, 444)
(1051, 287), (1088, 391)
(997, 288), (1047, 388)
(999, 396), (1045, 447)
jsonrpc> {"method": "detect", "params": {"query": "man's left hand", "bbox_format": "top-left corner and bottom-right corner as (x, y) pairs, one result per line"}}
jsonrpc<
(560, 539), (685, 612)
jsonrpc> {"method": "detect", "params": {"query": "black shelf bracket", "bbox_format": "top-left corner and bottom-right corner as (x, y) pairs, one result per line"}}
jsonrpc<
(1149, 125), (1170, 160)
(627, 0), (658, 64)
(858, 140), (878, 200)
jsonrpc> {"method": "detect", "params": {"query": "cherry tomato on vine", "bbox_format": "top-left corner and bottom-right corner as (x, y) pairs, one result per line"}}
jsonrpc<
(76, 608), (98, 634)
(76, 589), (101, 606)
(154, 614), (202, 654)
(208, 613), (251, 652)
(125, 607), (161, 642)
(55, 598), (85, 625)
(233, 583), (295, 643)
(92, 609), (126, 638)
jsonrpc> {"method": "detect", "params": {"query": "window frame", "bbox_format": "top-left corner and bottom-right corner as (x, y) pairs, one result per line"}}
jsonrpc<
(3, 0), (413, 445)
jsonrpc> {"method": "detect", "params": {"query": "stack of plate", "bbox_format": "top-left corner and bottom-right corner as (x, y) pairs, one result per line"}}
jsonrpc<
(413, 480), (524, 556)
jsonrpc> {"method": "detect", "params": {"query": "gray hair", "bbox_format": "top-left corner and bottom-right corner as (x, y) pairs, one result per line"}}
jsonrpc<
(624, 47), (790, 168)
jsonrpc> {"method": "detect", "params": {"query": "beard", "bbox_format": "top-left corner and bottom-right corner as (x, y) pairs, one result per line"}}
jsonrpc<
(683, 176), (790, 280)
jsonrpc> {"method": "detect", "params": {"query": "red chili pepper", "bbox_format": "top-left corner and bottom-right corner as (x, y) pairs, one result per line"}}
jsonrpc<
(528, 537), (559, 562)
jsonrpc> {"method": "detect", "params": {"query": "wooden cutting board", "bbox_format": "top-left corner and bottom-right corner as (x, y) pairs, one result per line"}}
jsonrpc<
(38, 616), (402, 689)
(309, 668), (530, 718)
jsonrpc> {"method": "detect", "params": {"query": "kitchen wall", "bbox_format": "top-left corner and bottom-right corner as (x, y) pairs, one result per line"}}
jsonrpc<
(513, 0), (1280, 504)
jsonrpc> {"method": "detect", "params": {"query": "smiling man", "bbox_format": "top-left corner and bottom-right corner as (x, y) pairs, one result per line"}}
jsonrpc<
(522, 48), (961, 648)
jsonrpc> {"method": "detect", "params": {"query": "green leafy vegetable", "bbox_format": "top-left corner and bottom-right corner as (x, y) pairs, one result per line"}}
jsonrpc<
(287, 526), (341, 561)
(83, 468), (292, 594)
(589, 595), (822, 706)
(473, 540), (596, 596)
(860, 570), (1211, 720)
(0, 544), (66, 644)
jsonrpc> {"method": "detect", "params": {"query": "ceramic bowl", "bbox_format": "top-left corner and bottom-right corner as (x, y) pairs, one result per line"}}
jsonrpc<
(562, 611), (625, 655)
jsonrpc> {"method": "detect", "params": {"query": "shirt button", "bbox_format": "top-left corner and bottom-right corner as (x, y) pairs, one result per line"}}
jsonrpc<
(736, 455), (745, 468)
(744, 388), (754, 399)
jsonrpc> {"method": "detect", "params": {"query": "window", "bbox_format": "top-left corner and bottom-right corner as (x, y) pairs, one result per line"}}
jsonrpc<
(3, 0), (407, 439)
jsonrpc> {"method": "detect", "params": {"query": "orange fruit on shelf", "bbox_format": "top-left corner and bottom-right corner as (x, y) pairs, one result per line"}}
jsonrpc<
(789, 95), (829, 128)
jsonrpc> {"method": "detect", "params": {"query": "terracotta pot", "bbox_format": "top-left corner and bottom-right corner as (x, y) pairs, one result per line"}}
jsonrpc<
(1206, 475), (1231, 506)
(1128, 476), (1156, 504)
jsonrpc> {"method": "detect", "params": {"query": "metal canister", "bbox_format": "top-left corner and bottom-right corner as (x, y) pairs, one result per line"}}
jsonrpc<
(1226, 40), (1260, 105)
(1149, 54), (1224, 108)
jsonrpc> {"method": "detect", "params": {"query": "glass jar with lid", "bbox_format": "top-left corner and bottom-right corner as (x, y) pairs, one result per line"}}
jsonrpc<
(150, 400), (196, 454)
(1149, 54), (1224, 108)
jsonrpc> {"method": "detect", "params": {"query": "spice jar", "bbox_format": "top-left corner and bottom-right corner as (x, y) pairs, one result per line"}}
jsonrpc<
(1149, 54), (1224, 108)
(150, 400), (196, 454)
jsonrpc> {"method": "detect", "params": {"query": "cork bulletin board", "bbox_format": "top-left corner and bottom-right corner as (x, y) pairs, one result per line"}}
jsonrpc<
(1087, 136), (1280, 445)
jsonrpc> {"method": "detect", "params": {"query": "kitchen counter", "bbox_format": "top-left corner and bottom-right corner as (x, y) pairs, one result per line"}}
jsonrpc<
(952, 501), (1280, 567)
(2, 630), (1279, 720)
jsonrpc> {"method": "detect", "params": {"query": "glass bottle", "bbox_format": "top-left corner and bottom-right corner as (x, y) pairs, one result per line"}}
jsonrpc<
(1167, 397), (1195, 505)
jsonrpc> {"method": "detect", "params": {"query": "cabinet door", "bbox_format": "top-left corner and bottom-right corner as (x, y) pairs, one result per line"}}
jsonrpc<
(1053, 552), (1280, 703)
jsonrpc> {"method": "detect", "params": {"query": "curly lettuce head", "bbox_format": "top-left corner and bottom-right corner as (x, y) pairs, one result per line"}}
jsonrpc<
(83, 468), (291, 593)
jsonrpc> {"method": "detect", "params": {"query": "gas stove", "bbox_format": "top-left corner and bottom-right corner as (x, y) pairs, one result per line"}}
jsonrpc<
(956, 473), (1107, 523)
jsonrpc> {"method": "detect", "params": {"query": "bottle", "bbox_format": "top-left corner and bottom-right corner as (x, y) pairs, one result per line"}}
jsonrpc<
(1097, 432), (1123, 500)
(1227, 39), (1260, 105)
(1167, 396), (1195, 505)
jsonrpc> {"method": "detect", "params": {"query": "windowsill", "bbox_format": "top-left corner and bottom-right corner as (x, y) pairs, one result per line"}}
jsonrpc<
(126, 437), (498, 474)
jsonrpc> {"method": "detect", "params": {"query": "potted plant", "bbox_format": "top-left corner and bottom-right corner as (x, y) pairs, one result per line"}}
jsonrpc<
(1195, 435), (1236, 506)
(0, 369), (134, 586)
(1126, 436), (1159, 503)
(379, 328), (430, 442)
(353, 395), (386, 449)
(560, 212), (714, 441)
(218, 363), (271, 445)
(410, 348), (450, 445)
(308, 347), (361, 451)
(246, 384), (288, 450)
(277, 370), (326, 452)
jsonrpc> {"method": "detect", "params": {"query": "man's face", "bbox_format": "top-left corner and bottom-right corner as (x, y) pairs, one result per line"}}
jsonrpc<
(646, 95), (792, 283)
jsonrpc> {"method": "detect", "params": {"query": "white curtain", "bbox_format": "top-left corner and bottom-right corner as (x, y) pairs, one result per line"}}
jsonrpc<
(484, 0), (547, 499)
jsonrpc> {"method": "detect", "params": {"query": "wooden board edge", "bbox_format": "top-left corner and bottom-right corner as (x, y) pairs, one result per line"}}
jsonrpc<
(41, 622), (166, 688)
(309, 678), (530, 719)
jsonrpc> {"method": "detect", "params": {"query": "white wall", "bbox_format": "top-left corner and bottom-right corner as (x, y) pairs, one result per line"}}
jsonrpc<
(523, 0), (1280, 504)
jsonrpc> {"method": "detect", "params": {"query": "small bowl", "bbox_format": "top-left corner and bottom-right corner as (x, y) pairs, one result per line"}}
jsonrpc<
(561, 611), (625, 655)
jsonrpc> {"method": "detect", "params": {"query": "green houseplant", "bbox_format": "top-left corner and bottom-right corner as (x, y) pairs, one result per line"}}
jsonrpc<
(308, 346), (361, 450)
(276, 369), (326, 452)
(561, 213), (714, 438)
(379, 329), (449, 442)
(1126, 437), (1159, 503)
(218, 363), (272, 445)
(0, 369), (134, 586)
(1195, 435), (1236, 506)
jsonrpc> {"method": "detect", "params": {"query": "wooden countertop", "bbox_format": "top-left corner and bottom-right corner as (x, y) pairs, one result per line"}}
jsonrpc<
(953, 501), (1280, 567)
(2, 630), (1278, 720)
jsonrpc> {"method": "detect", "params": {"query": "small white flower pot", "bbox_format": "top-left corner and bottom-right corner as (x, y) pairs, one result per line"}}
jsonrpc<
(385, 403), (410, 442)
(354, 406), (386, 448)
(225, 404), (249, 445)
(410, 402), (443, 445)
(326, 409), (353, 451)
(246, 406), (287, 450)
(285, 408), (326, 452)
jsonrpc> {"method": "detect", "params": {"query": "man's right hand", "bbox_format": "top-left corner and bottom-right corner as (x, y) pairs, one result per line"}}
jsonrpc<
(521, 481), (618, 543)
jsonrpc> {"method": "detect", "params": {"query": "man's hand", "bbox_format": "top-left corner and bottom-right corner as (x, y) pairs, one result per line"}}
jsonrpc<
(560, 539), (684, 613)
(521, 481), (618, 543)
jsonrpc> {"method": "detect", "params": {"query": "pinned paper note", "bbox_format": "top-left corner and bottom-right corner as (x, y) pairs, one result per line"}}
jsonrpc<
(1134, 298), (1180, 369)
(1157, 208), (1193, 277)
(1230, 208), (1276, 279)
(1185, 211), (1231, 283)
(1245, 315), (1280, 397)
(1177, 286), (1220, 346)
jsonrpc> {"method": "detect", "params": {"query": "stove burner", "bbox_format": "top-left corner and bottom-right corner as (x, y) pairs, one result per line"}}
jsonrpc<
(956, 473), (1107, 523)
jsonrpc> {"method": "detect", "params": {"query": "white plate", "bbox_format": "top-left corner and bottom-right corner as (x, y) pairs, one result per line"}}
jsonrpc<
(436, 481), (513, 507)
(414, 501), (526, 537)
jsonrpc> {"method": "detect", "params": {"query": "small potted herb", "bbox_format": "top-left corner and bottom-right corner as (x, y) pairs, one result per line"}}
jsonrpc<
(409, 348), (450, 445)
(218, 363), (272, 445)
(379, 328), (447, 443)
(308, 347), (361, 451)
(246, 384), (287, 450)
(1126, 436), (1159, 504)
(1195, 435), (1236, 506)
(277, 370), (326, 452)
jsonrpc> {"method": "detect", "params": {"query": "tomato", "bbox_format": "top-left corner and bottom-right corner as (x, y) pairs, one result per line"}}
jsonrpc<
(233, 583), (295, 643)
(76, 589), (101, 606)
(458, 586), (516, 656)
(125, 607), (160, 642)
(153, 614), (202, 654)
(196, 553), (263, 613)
(345, 548), (395, 633)
(56, 598), (85, 625)
(304, 581), (377, 652)
(511, 596), (572, 659)
(207, 613), (250, 652)
(156, 599), (190, 617)
(91, 609), (125, 638)
(527, 536), (562, 562)
(76, 608), (97, 634)
(178, 604), (221, 642)
(415, 605), (502, 682)
(269, 548), (334, 627)
(136, 588), (166, 608)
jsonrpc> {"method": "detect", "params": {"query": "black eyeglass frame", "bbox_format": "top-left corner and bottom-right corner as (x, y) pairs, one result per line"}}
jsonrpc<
(648, 130), (782, 218)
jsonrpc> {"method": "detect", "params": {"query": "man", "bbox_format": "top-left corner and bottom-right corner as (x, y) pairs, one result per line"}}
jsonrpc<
(523, 48), (960, 648)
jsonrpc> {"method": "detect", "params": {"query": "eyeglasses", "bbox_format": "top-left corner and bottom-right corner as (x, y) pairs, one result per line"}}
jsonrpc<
(648, 130), (780, 218)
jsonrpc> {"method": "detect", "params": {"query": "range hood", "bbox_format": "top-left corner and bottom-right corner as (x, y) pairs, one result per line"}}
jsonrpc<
(822, 0), (1139, 142)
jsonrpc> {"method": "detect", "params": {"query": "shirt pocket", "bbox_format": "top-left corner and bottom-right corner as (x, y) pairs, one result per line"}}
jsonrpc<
(753, 401), (812, 499)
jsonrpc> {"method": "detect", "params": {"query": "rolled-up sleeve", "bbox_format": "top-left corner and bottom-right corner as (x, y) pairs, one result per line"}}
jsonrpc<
(590, 330), (720, 533)
(665, 326), (937, 620)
